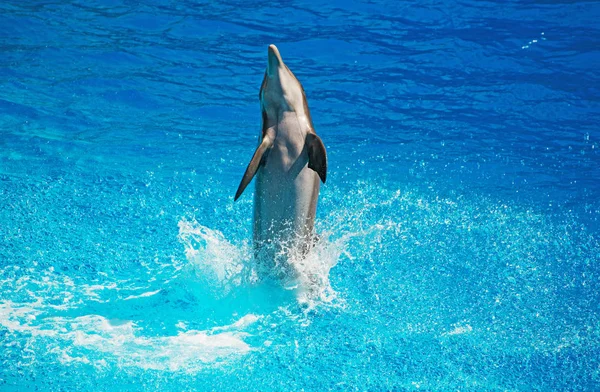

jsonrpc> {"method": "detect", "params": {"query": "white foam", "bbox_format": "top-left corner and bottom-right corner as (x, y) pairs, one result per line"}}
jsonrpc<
(66, 314), (256, 371)
(0, 300), (58, 337)
(0, 300), (258, 372)
(123, 289), (162, 300)
(212, 314), (261, 332)
(82, 283), (116, 301)
(0, 257), (261, 372)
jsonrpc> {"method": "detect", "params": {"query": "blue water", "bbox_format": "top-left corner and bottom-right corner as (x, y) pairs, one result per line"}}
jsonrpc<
(1, 0), (600, 390)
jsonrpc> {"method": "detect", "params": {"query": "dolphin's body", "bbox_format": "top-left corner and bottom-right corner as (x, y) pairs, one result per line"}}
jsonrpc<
(235, 45), (327, 277)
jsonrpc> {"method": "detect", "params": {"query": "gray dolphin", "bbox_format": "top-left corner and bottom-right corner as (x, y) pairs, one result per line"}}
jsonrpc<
(234, 44), (327, 276)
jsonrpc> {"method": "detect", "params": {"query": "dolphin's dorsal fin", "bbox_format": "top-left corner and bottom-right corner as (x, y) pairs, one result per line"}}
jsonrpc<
(234, 133), (274, 201)
(306, 133), (327, 183)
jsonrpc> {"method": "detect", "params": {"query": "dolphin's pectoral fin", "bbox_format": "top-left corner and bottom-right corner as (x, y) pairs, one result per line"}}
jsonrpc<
(234, 136), (274, 201)
(306, 133), (327, 183)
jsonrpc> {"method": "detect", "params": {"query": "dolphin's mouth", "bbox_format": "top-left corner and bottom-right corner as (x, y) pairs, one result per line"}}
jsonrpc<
(267, 44), (283, 77)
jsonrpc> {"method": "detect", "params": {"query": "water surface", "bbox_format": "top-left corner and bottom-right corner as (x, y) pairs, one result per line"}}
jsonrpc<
(1, 0), (599, 390)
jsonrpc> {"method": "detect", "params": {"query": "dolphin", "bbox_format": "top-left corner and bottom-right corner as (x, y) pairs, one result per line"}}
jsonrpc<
(234, 44), (327, 278)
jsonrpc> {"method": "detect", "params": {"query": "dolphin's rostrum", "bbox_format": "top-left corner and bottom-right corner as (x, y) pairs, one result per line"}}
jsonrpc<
(235, 44), (327, 278)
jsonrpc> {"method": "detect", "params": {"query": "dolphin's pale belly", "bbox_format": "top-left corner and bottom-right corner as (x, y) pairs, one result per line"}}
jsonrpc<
(253, 119), (320, 264)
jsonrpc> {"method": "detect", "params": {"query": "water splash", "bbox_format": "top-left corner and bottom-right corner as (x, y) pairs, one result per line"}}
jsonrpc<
(178, 219), (253, 297)
(177, 218), (345, 309)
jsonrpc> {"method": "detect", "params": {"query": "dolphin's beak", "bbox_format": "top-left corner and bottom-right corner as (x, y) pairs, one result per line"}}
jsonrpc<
(267, 44), (283, 77)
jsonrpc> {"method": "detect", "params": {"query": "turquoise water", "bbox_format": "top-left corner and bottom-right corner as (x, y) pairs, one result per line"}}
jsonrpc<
(1, 0), (600, 390)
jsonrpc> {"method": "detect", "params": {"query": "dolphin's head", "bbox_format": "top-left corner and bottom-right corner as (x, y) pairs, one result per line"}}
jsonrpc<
(267, 44), (284, 78)
(260, 45), (308, 117)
